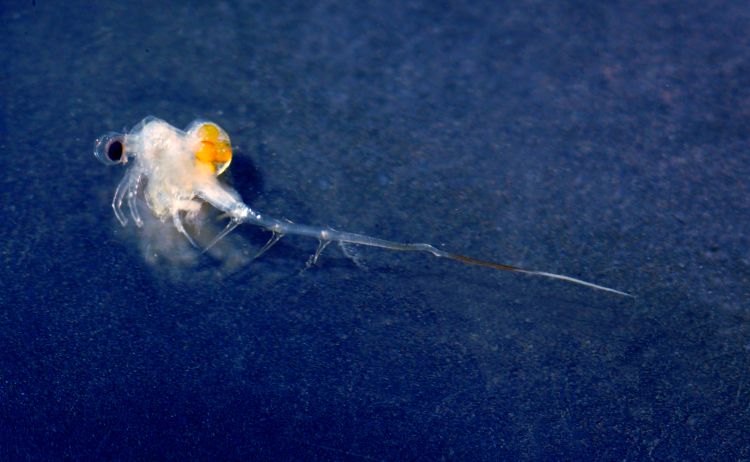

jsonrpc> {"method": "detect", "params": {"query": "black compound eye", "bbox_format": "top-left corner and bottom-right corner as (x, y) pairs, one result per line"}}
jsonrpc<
(106, 139), (124, 163)
(94, 132), (127, 166)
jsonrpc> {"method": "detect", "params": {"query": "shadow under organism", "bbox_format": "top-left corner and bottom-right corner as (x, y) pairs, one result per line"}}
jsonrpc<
(223, 145), (264, 205)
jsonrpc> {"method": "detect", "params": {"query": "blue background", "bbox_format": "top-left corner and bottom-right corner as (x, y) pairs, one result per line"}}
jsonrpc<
(2, 1), (749, 459)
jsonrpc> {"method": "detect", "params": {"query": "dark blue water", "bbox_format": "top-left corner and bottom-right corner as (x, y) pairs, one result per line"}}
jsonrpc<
(2, 1), (748, 459)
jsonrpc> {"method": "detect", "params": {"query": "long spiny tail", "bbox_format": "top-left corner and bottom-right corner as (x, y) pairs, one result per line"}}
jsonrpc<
(317, 231), (632, 297)
(446, 253), (632, 297)
(206, 206), (632, 297)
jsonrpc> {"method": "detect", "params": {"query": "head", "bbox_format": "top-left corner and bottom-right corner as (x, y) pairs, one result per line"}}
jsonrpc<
(94, 132), (129, 166)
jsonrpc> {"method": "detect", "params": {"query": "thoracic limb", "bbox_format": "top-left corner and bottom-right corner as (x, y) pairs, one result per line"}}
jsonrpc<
(172, 211), (198, 248)
(306, 239), (331, 268)
(255, 231), (285, 259)
(112, 170), (136, 226)
(202, 217), (243, 253)
(127, 172), (144, 227)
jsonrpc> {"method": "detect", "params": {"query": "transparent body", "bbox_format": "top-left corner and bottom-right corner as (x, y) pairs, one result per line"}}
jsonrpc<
(95, 116), (631, 296)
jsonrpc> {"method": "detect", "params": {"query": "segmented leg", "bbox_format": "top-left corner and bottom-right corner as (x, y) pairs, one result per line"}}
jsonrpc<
(254, 231), (284, 259)
(173, 211), (198, 248)
(203, 218), (242, 253)
(306, 239), (331, 268)
(112, 170), (135, 226)
(127, 172), (144, 227)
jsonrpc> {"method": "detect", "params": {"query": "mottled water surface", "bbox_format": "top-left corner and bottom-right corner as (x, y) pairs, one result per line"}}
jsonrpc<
(1, 1), (748, 459)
